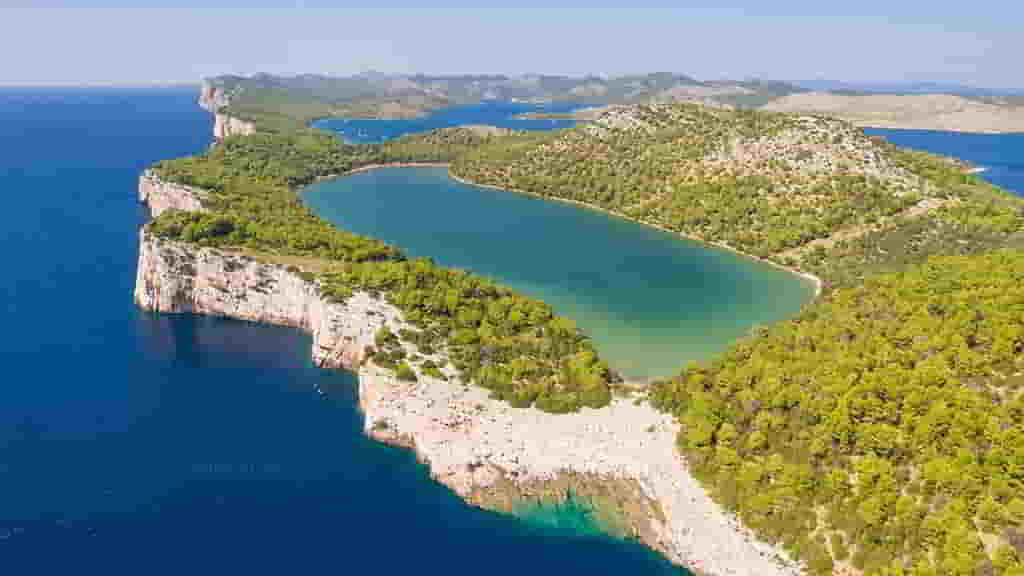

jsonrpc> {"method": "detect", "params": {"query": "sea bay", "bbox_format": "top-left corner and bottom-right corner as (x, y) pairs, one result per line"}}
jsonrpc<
(304, 166), (815, 381)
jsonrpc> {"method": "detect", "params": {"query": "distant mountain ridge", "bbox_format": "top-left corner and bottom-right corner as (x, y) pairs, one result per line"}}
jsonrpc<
(793, 79), (1024, 97)
(204, 72), (1024, 135)
(201, 72), (807, 130)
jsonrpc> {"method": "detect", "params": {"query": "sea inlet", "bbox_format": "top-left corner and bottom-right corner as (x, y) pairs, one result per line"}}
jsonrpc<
(304, 165), (815, 381)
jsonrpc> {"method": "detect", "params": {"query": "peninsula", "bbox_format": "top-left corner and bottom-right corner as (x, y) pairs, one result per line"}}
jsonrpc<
(136, 74), (1024, 576)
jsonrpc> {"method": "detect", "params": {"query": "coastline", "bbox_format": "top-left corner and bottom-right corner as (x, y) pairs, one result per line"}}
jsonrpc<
(136, 170), (804, 576)
(312, 160), (823, 299)
(761, 92), (1024, 134)
(337, 163), (823, 298)
(340, 162), (450, 176)
(445, 169), (823, 299)
(853, 120), (1021, 135)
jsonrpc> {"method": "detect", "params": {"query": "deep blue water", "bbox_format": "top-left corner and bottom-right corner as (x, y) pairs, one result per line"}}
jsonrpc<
(0, 88), (683, 574)
(864, 128), (1024, 195)
(314, 100), (585, 143)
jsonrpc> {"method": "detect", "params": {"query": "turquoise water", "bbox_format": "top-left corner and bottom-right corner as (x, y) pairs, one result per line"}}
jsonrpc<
(314, 100), (585, 143)
(0, 88), (686, 575)
(304, 167), (815, 381)
(516, 496), (609, 536)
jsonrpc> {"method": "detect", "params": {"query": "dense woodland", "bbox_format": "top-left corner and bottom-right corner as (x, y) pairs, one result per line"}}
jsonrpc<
(452, 104), (1021, 276)
(150, 98), (1024, 574)
(149, 128), (616, 413)
(651, 251), (1024, 575)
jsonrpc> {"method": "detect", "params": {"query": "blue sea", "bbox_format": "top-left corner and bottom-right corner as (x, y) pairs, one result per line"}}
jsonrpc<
(0, 88), (683, 574)
(865, 128), (1024, 195)
(314, 100), (585, 143)
(6, 89), (1021, 576)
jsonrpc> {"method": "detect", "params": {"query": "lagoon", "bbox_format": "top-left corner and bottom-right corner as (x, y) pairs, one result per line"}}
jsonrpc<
(304, 166), (816, 381)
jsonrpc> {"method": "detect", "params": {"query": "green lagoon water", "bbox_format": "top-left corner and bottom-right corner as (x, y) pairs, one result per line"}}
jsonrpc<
(304, 166), (815, 380)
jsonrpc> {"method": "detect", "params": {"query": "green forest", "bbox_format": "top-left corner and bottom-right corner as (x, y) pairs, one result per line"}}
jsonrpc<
(651, 251), (1024, 576)
(451, 104), (1021, 282)
(149, 97), (1024, 575)
(148, 127), (615, 413)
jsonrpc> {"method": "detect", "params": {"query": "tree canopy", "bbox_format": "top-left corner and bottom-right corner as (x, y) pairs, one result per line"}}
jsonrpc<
(148, 127), (616, 413)
(652, 250), (1024, 575)
(150, 95), (1024, 573)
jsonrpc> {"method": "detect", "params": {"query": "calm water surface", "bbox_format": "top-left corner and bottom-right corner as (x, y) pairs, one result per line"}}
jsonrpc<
(304, 167), (815, 381)
(0, 88), (684, 574)
(865, 128), (1024, 195)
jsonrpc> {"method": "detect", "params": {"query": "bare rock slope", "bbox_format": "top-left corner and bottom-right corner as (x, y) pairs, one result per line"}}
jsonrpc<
(762, 91), (1024, 133)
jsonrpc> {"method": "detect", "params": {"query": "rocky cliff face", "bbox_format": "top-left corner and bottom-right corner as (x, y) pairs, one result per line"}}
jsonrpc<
(134, 170), (801, 576)
(198, 80), (232, 113)
(138, 170), (206, 217)
(135, 230), (395, 370)
(212, 114), (256, 140)
(199, 79), (257, 140)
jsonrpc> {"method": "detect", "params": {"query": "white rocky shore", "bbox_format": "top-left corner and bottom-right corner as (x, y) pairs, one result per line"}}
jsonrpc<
(199, 79), (256, 140)
(135, 171), (803, 576)
(138, 170), (207, 215)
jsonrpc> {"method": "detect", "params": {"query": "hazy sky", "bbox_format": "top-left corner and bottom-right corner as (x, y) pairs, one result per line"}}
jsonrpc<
(3, 1), (1020, 88)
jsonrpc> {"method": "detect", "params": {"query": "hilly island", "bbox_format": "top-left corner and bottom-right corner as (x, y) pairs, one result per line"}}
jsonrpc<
(135, 73), (1024, 576)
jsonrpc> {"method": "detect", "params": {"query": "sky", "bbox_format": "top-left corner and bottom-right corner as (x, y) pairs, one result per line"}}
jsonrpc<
(3, 1), (1021, 89)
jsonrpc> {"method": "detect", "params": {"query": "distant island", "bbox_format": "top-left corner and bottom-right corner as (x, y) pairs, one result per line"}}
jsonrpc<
(762, 91), (1024, 133)
(138, 72), (1024, 576)
(201, 72), (1024, 136)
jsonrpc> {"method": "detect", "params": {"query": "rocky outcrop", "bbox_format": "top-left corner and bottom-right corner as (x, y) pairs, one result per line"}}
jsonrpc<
(199, 78), (257, 140)
(360, 363), (801, 576)
(138, 169), (206, 217)
(212, 114), (256, 140)
(134, 231), (392, 370)
(199, 80), (233, 113)
(134, 170), (802, 576)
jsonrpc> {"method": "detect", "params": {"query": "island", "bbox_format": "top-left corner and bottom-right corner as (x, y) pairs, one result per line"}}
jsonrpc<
(136, 73), (1024, 576)
(762, 91), (1024, 134)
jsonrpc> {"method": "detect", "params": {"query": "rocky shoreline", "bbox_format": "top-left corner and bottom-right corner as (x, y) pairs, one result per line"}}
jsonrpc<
(135, 171), (803, 576)
(199, 80), (257, 140)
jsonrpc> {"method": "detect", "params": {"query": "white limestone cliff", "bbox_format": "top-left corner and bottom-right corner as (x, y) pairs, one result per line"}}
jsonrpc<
(135, 170), (803, 576)
(138, 170), (206, 216)
(199, 79), (257, 140)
